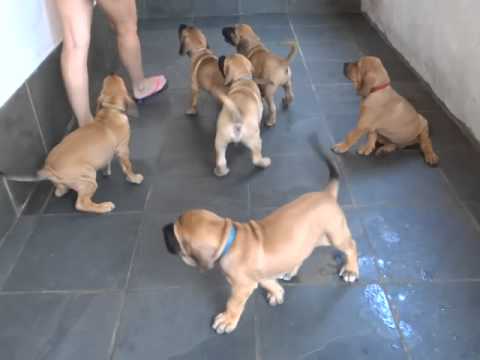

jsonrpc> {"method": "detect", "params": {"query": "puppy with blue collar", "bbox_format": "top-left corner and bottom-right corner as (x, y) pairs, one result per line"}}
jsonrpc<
(163, 153), (359, 334)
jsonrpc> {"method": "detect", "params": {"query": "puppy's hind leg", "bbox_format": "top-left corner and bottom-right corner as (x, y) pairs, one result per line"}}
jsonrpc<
(116, 145), (144, 184)
(418, 126), (439, 166)
(244, 133), (271, 169)
(259, 279), (285, 306)
(281, 79), (294, 109)
(326, 222), (359, 283)
(186, 85), (199, 116)
(214, 135), (230, 177)
(264, 84), (278, 127)
(54, 183), (69, 197)
(74, 180), (115, 214)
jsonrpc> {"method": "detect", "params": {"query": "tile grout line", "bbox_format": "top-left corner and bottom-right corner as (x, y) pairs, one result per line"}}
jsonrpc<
(107, 209), (147, 360)
(25, 82), (48, 155)
(1, 176), (20, 217)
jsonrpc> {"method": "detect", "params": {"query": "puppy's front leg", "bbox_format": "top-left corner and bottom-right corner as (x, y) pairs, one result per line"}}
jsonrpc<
(116, 146), (144, 184)
(333, 127), (368, 154)
(327, 228), (359, 283)
(244, 135), (271, 169)
(213, 281), (257, 334)
(357, 131), (377, 156)
(282, 80), (294, 109)
(264, 85), (277, 127)
(418, 127), (439, 166)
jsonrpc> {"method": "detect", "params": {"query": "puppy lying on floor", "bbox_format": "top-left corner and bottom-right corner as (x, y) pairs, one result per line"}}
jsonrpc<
(1, 74), (143, 214)
(178, 24), (227, 115)
(222, 24), (298, 127)
(163, 152), (359, 334)
(333, 56), (439, 166)
(212, 53), (271, 176)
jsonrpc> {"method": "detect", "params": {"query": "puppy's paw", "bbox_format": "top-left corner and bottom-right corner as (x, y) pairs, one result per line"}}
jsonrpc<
(212, 312), (239, 334)
(54, 186), (68, 198)
(282, 96), (293, 109)
(254, 157), (271, 169)
(266, 288), (285, 306)
(214, 166), (230, 177)
(127, 173), (144, 184)
(332, 143), (349, 154)
(339, 266), (358, 283)
(357, 145), (374, 156)
(185, 107), (198, 116)
(99, 201), (116, 213)
(424, 152), (439, 167)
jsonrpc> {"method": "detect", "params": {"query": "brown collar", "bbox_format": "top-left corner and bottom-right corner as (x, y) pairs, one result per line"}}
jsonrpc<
(369, 82), (390, 94)
(100, 102), (127, 114)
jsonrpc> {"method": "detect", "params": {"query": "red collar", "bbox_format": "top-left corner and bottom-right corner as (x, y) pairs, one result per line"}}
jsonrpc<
(370, 83), (390, 94)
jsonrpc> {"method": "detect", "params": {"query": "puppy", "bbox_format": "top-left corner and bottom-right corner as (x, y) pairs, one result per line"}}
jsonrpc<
(163, 154), (359, 334)
(222, 24), (298, 127)
(212, 53), (271, 176)
(178, 24), (227, 115)
(333, 56), (439, 166)
(2, 74), (143, 213)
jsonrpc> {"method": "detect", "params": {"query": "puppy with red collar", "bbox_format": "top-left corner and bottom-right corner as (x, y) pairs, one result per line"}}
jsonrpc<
(333, 56), (439, 166)
(163, 153), (359, 334)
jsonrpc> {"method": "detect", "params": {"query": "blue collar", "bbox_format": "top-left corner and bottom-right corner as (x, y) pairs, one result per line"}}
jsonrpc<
(220, 224), (237, 258)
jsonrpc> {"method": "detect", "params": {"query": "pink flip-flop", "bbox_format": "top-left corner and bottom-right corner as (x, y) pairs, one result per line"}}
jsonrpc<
(134, 75), (168, 103)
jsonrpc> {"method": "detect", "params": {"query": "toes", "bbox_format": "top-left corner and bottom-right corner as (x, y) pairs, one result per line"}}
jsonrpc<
(185, 108), (198, 116)
(212, 312), (237, 334)
(128, 174), (144, 184)
(255, 157), (271, 168)
(339, 267), (358, 283)
(100, 202), (115, 213)
(425, 154), (440, 167)
(266, 291), (284, 306)
(332, 143), (348, 154)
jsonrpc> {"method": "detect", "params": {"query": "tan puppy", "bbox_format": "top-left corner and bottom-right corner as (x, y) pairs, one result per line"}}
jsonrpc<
(163, 154), (359, 334)
(222, 24), (298, 127)
(3, 74), (143, 214)
(178, 24), (227, 115)
(213, 53), (271, 176)
(333, 56), (439, 166)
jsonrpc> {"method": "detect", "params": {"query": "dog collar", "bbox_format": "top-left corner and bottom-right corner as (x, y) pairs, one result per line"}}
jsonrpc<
(220, 224), (237, 258)
(100, 102), (127, 114)
(369, 82), (390, 94)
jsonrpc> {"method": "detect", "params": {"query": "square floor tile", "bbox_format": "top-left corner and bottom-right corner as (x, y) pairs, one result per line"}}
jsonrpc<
(361, 206), (480, 281)
(113, 287), (255, 360)
(0, 292), (122, 360)
(129, 212), (248, 290)
(255, 284), (406, 360)
(307, 60), (349, 85)
(339, 151), (459, 207)
(3, 213), (142, 291)
(251, 207), (379, 283)
(249, 152), (353, 209)
(147, 175), (249, 218)
(294, 24), (355, 43)
(387, 283), (480, 359)
(301, 40), (361, 61)
(314, 84), (359, 115)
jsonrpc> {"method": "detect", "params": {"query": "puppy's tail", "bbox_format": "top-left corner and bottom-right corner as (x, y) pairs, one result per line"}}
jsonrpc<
(212, 89), (243, 138)
(283, 41), (299, 63)
(0, 169), (49, 182)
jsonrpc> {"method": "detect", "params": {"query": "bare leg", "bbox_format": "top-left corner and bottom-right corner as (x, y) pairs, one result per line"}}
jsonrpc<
(243, 134), (271, 168)
(281, 79), (294, 109)
(259, 279), (285, 306)
(332, 127), (368, 154)
(55, 0), (94, 127)
(97, 0), (166, 99)
(357, 131), (377, 156)
(212, 281), (257, 334)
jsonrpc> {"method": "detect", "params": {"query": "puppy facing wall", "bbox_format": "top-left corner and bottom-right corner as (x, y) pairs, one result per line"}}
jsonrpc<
(2, 74), (143, 214)
(178, 24), (227, 115)
(212, 53), (271, 176)
(222, 24), (298, 127)
(163, 153), (359, 334)
(333, 56), (439, 166)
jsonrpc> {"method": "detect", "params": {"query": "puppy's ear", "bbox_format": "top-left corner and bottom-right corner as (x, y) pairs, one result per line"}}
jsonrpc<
(178, 24), (187, 38)
(96, 94), (105, 113)
(358, 72), (376, 97)
(218, 55), (226, 78)
(178, 38), (186, 56)
(163, 223), (181, 255)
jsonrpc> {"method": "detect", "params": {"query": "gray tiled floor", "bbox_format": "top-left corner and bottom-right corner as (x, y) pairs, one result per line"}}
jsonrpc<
(1, 12), (480, 360)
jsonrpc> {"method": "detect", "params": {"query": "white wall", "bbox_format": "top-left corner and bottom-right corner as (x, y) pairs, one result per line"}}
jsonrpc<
(0, 0), (63, 106)
(362, 0), (480, 140)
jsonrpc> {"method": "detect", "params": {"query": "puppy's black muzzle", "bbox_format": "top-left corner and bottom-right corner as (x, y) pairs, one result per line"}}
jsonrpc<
(343, 62), (350, 78)
(222, 27), (235, 46)
(163, 223), (180, 255)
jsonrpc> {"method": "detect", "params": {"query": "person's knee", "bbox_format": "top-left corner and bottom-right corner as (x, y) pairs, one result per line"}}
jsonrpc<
(62, 33), (91, 53)
(115, 19), (138, 38)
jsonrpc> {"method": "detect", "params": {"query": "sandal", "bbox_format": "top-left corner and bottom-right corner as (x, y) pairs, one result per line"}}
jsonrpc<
(134, 75), (168, 103)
